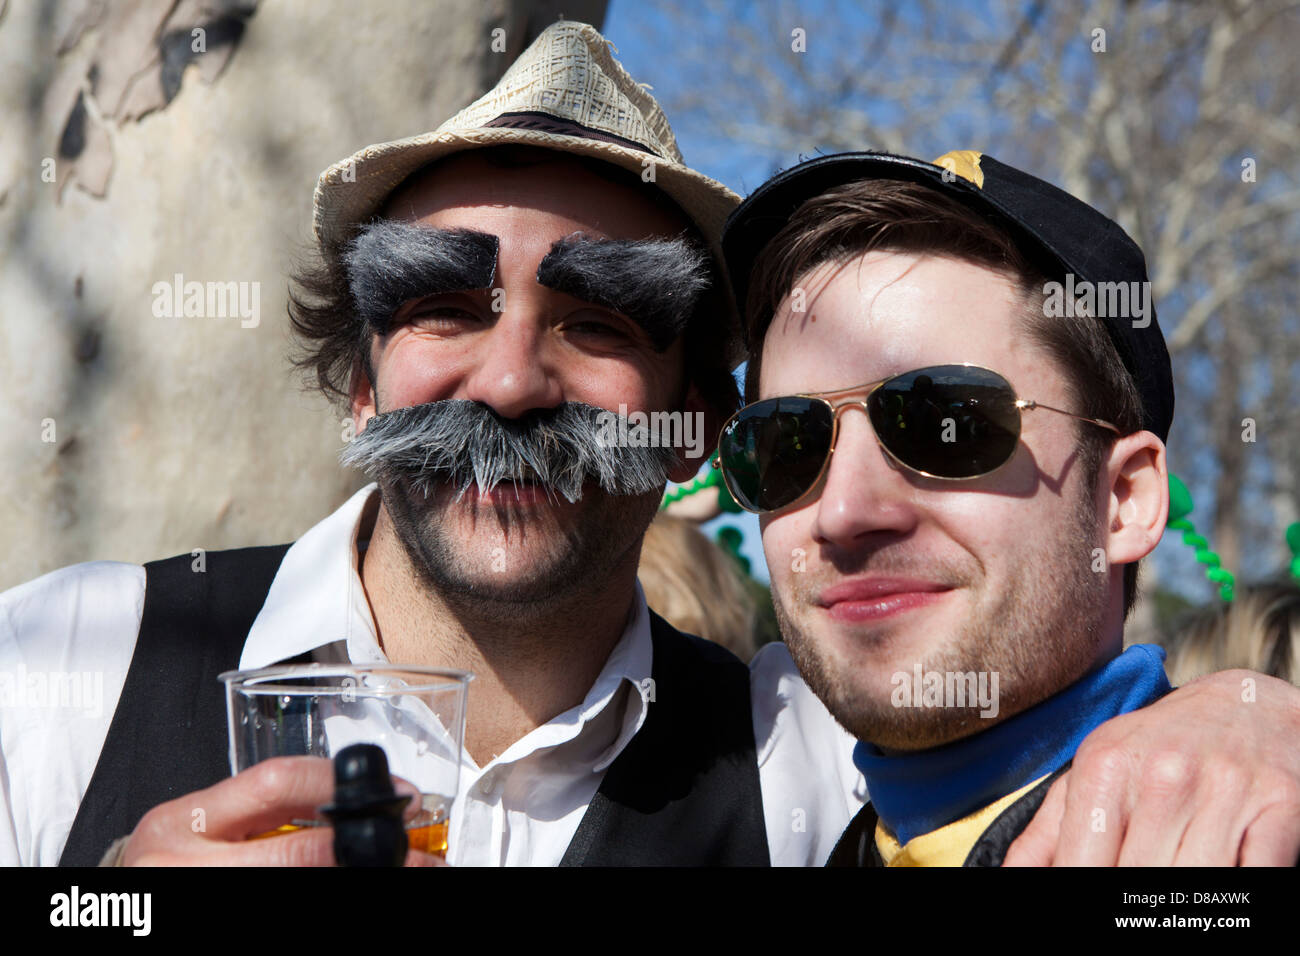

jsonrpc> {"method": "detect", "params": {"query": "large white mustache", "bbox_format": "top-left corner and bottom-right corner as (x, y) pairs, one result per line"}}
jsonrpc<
(339, 399), (679, 503)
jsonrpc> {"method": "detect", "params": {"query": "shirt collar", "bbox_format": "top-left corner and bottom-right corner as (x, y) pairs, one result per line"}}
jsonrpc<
(240, 483), (381, 669)
(524, 582), (653, 774)
(240, 483), (653, 770)
(852, 644), (1172, 845)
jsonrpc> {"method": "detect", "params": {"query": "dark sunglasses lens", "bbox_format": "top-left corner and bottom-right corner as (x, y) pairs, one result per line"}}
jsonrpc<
(720, 397), (834, 511)
(867, 366), (1021, 477)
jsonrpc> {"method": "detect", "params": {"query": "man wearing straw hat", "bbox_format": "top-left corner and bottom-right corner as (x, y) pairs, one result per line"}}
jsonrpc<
(5, 22), (1299, 868)
(9, 20), (832, 868)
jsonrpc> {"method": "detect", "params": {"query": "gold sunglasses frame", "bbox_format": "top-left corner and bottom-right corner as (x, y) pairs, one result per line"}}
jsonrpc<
(714, 363), (1122, 514)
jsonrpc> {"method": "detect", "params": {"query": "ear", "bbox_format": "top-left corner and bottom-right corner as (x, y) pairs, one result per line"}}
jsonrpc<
(1102, 430), (1168, 566)
(666, 382), (724, 484)
(349, 348), (378, 435)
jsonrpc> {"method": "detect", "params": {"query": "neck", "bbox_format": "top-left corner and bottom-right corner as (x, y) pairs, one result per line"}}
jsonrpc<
(359, 502), (638, 767)
(853, 644), (1172, 844)
(874, 629), (1127, 758)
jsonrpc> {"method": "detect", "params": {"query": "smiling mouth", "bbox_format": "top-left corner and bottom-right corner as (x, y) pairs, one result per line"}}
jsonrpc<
(817, 577), (955, 624)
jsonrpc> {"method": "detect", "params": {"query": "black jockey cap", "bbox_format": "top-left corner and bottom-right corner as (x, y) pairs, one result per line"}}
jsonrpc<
(722, 150), (1175, 442)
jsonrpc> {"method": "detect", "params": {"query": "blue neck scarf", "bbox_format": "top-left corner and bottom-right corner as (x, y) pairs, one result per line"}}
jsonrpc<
(852, 644), (1171, 845)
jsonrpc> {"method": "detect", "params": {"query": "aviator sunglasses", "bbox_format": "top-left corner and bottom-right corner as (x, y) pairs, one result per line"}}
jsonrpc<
(715, 364), (1121, 514)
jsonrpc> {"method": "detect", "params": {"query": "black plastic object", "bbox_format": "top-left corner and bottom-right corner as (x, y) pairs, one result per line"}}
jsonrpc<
(319, 744), (411, 867)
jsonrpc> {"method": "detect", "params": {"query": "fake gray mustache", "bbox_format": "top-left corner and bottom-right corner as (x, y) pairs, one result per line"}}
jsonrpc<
(339, 400), (678, 503)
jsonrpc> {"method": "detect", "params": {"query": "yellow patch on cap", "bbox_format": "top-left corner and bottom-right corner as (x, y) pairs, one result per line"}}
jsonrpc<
(930, 150), (984, 188)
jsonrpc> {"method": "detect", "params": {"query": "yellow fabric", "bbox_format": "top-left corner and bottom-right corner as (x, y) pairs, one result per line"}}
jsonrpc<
(929, 150), (985, 188)
(875, 773), (1050, 867)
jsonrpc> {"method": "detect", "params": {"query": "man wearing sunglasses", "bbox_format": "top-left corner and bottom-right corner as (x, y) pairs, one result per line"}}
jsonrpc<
(720, 150), (1300, 865)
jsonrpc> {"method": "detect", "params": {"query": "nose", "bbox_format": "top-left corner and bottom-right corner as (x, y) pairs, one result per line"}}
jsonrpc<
(460, 300), (563, 419)
(811, 406), (919, 546)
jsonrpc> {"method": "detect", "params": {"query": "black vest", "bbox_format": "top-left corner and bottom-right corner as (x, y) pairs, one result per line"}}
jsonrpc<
(58, 546), (769, 866)
(825, 765), (1069, 867)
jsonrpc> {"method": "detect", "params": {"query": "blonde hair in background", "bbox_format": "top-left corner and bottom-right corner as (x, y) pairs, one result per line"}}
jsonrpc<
(1158, 583), (1300, 686)
(638, 514), (761, 662)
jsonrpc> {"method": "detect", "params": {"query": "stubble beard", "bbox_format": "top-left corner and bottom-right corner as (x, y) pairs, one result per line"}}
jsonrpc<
(380, 474), (661, 623)
(775, 489), (1111, 751)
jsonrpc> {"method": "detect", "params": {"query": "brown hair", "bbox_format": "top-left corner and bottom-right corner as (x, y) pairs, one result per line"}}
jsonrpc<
(745, 179), (1145, 618)
(637, 514), (762, 661)
(287, 145), (739, 422)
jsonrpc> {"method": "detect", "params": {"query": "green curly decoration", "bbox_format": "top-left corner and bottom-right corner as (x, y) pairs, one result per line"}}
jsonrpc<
(1286, 521), (1300, 583)
(1166, 473), (1235, 602)
(1168, 474), (1194, 523)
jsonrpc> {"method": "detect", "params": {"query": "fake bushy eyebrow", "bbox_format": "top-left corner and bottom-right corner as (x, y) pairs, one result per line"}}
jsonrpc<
(343, 221), (498, 333)
(535, 234), (711, 350)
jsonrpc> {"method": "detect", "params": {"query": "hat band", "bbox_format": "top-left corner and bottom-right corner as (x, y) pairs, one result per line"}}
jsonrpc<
(483, 111), (663, 159)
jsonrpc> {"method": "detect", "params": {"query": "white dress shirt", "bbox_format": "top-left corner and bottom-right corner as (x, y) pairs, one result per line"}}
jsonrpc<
(0, 484), (865, 866)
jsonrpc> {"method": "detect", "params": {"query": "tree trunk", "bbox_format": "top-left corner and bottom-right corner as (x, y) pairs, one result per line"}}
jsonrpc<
(0, 0), (606, 589)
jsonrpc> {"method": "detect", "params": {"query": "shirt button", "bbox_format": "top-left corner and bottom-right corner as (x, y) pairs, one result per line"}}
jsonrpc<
(477, 773), (499, 798)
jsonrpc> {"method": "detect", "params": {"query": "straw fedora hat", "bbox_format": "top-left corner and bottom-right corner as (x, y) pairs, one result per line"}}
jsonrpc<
(312, 20), (739, 257)
(312, 20), (743, 366)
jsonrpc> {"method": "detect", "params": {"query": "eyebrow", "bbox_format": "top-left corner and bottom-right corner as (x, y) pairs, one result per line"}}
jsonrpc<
(343, 221), (498, 333)
(535, 234), (711, 350)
